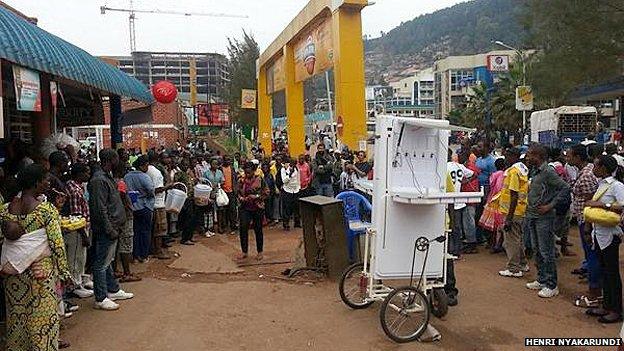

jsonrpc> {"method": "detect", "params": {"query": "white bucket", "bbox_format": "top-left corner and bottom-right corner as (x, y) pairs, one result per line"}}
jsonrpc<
(165, 183), (188, 213)
(194, 183), (212, 207)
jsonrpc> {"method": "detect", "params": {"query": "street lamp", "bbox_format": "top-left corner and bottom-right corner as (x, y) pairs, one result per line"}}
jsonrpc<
(492, 40), (527, 136)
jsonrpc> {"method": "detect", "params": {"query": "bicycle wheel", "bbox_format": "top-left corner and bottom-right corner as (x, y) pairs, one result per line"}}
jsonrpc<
(339, 262), (374, 309)
(380, 286), (430, 343)
(429, 287), (448, 318)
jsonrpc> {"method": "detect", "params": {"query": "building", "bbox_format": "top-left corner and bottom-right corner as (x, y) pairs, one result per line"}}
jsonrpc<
(367, 68), (435, 118)
(0, 3), (152, 154)
(100, 100), (188, 150)
(569, 76), (624, 130)
(105, 52), (229, 103)
(433, 50), (519, 119)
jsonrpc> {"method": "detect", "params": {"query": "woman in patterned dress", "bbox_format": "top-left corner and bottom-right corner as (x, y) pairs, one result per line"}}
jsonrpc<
(0, 164), (70, 351)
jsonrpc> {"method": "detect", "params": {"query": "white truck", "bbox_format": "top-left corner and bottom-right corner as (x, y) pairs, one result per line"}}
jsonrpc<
(530, 106), (598, 147)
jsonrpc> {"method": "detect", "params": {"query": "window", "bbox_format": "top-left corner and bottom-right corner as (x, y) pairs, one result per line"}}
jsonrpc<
(450, 70), (474, 91)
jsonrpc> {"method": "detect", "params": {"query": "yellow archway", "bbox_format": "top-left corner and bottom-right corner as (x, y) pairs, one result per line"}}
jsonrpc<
(257, 0), (368, 156)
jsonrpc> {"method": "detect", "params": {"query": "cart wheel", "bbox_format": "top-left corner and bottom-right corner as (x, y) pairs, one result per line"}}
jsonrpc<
(429, 288), (448, 318)
(380, 286), (430, 343)
(339, 262), (374, 309)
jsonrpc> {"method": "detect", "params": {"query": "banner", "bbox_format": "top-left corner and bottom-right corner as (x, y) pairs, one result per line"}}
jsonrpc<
(13, 66), (41, 111)
(294, 17), (333, 82)
(516, 86), (534, 111)
(197, 103), (230, 126)
(487, 55), (510, 72)
(266, 55), (285, 94)
(241, 89), (257, 109)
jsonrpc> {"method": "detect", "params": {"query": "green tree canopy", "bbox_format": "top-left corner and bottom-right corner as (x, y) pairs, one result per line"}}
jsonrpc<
(524, 0), (624, 105)
(226, 30), (260, 126)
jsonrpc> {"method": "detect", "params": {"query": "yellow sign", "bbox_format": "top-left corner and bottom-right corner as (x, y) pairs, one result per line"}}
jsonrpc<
(516, 86), (534, 111)
(241, 89), (257, 109)
(266, 55), (285, 94)
(294, 17), (333, 82)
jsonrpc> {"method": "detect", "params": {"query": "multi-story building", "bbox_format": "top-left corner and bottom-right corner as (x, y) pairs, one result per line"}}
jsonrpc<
(371, 68), (436, 118)
(105, 52), (229, 103)
(433, 50), (518, 119)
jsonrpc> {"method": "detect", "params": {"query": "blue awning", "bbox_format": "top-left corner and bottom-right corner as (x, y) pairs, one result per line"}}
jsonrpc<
(0, 6), (154, 103)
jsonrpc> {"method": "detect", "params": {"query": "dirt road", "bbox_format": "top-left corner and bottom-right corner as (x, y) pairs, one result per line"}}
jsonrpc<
(62, 227), (621, 351)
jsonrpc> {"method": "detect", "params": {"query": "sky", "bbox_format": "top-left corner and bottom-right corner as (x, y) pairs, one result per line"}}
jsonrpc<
(4, 0), (465, 56)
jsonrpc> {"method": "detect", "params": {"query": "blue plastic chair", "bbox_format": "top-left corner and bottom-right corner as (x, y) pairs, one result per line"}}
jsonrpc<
(336, 191), (372, 261)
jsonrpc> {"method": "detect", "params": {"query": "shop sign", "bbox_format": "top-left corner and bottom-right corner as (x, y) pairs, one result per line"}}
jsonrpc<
(266, 55), (285, 94)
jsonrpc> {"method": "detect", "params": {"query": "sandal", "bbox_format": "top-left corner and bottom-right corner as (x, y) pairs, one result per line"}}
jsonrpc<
(59, 339), (71, 349)
(586, 308), (609, 317)
(598, 313), (623, 324)
(574, 295), (602, 308)
(236, 253), (248, 261)
(120, 274), (142, 283)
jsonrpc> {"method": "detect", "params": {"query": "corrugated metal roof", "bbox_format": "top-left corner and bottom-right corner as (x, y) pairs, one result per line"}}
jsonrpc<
(0, 6), (154, 103)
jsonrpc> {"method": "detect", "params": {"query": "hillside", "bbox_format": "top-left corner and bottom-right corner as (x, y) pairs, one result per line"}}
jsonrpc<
(365, 0), (527, 83)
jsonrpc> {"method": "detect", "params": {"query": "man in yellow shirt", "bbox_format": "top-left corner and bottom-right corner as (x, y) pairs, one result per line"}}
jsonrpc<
(498, 147), (530, 278)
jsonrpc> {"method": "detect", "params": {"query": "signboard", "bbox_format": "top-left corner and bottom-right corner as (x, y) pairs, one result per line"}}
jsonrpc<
(241, 89), (257, 109)
(516, 85), (534, 111)
(294, 17), (333, 82)
(197, 103), (230, 126)
(12, 66), (41, 111)
(266, 55), (285, 94)
(487, 55), (510, 72)
(56, 89), (105, 128)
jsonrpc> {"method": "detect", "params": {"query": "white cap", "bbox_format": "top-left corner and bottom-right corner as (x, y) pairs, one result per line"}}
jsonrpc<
(251, 159), (260, 165)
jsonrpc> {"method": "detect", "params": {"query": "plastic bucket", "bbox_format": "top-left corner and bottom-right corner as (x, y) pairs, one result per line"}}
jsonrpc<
(128, 191), (139, 204)
(165, 183), (188, 213)
(194, 183), (212, 207)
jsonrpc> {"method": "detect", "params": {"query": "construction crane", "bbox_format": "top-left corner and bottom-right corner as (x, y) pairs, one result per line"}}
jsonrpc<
(100, 1), (248, 52)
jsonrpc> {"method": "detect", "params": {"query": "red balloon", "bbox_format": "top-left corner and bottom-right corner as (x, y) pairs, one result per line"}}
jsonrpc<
(152, 80), (178, 104)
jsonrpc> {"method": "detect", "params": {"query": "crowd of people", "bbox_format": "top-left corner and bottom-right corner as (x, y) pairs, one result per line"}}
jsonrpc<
(2, 129), (624, 350)
(446, 137), (622, 324)
(0, 137), (375, 350)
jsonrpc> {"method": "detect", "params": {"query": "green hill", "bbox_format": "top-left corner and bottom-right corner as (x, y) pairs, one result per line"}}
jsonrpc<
(365, 0), (528, 83)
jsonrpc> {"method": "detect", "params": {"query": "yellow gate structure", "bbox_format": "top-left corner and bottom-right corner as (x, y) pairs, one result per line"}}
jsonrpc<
(257, 0), (368, 156)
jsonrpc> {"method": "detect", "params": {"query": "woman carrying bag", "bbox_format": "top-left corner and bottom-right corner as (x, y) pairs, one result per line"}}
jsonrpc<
(584, 155), (624, 323)
(0, 164), (71, 350)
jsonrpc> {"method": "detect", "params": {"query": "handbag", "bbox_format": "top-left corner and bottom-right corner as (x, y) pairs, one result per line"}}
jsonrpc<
(583, 184), (621, 227)
(216, 186), (229, 207)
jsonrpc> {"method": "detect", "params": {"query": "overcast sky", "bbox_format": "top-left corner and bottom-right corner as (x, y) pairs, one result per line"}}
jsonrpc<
(4, 0), (464, 56)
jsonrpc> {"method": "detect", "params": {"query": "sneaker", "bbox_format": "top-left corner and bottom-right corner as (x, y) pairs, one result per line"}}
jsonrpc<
(107, 289), (134, 301)
(523, 265), (530, 272)
(526, 281), (544, 290)
(63, 311), (73, 318)
(94, 297), (119, 311)
(499, 269), (523, 278)
(538, 286), (559, 298)
(205, 231), (216, 238)
(73, 287), (94, 298)
(64, 301), (80, 312)
(83, 280), (94, 290)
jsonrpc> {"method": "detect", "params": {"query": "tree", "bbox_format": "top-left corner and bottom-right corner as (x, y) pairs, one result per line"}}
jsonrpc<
(226, 31), (260, 126)
(462, 82), (489, 129)
(524, 0), (624, 105)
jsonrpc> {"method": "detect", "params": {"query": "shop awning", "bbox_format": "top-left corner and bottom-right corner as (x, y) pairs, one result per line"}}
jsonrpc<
(0, 6), (154, 103)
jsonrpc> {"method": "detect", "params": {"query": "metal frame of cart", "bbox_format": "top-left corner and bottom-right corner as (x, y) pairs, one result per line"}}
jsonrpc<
(339, 116), (482, 343)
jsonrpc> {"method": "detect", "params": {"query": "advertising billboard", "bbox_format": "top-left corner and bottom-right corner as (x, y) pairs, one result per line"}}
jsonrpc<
(294, 17), (333, 82)
(197, 103), (230, 126)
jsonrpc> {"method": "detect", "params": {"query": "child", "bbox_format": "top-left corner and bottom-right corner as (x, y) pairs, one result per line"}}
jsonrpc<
(340, 161), (357, 192)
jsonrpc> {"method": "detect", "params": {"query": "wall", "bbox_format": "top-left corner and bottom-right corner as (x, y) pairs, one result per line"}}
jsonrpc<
(101, 100), (187, 150)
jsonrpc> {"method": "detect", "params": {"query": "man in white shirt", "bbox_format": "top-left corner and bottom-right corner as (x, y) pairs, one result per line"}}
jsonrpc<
(281, 158), (301, 231)
(447, 149), (474, 255)
(147, 152), (171, 259)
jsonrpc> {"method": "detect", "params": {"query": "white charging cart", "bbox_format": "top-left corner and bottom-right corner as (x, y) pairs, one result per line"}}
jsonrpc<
(339, 115), (482, 343)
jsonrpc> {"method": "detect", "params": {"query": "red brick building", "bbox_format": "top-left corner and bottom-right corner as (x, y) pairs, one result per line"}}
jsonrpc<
(101, 99), (188, 150)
